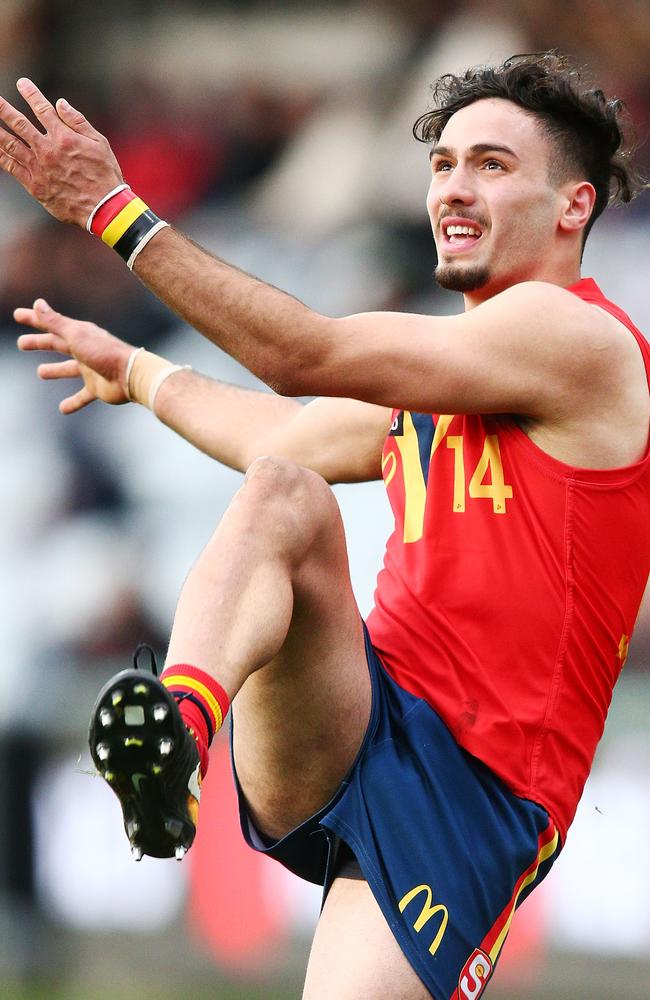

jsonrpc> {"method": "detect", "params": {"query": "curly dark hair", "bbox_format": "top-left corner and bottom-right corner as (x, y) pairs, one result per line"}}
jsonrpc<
(413, 52), (646, 242)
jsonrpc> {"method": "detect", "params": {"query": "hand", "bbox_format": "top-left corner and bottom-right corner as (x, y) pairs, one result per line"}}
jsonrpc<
(16, 299), (136, 413)
(0, 78), (123, 227)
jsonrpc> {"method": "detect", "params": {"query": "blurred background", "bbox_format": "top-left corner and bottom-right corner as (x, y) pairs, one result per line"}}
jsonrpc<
(0, 1), (648, 998)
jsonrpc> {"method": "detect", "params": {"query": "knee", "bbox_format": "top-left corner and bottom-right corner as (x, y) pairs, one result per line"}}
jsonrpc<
(245, 454), (304, 489)
(242, 456), (338, 530)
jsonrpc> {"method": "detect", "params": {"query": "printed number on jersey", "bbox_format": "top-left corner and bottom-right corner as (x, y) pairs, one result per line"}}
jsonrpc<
(383, 412), (513, 542)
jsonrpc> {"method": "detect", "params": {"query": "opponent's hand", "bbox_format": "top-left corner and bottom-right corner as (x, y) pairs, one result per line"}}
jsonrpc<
(16, 299), (136, 413)
(0, 78), (123, 227)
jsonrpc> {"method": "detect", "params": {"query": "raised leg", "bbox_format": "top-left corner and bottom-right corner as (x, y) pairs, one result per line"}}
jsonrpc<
(165, 455), (372, 837)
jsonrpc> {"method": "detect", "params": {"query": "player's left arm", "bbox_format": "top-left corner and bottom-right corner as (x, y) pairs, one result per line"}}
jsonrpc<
(130, 230), (624, 424)
(0, 80), (624, 421)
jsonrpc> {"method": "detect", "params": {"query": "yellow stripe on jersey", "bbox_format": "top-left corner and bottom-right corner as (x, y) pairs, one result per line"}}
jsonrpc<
(395, 411), (427, 543)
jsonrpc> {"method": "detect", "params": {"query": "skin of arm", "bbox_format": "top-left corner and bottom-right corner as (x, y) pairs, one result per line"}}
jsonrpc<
(14, 300), (389, 483)
(154, 373), (390, 483)
(131, 230), (613, 414)
(1, 79), (642, 467)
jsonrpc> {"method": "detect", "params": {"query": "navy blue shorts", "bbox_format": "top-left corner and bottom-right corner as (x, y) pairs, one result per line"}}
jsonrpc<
(232, 626), (561, 999)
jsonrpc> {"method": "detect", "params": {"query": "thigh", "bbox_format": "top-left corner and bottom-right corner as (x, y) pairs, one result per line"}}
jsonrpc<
(303, 877), (433, 1000)
(232, 474), (372, 840)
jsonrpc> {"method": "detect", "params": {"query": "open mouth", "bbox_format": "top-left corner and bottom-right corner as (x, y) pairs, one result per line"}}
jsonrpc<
(439, 219), (483, 252)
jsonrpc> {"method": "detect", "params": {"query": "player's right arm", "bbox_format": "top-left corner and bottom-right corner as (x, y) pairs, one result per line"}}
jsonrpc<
(155, 377), (389, 484)
(15, 300), (389, 484)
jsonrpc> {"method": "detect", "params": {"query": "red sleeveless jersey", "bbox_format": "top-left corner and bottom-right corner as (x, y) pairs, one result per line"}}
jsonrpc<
(366, 279), (650, 841)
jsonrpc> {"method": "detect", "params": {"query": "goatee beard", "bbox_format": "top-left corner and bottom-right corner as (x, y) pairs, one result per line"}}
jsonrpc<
(435, 262), (490, 293)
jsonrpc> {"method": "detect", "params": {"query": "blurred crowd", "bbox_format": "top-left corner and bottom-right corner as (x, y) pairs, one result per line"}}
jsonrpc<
(0, 0), (649, 982)
(1, 0), (648, 724)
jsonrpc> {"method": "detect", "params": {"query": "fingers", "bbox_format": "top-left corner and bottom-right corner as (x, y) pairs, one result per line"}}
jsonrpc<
(13, 306), (40, 327)
(15, 299), (64, 331)
(37, 359), (81, 380)
(16, 331), (68, 353)
(59, 385), (95, 415)
(16, 77), (58, 131)
(14, 305), (54, 334)
(25, 297), (70, 331)
(0, 148), (31, 185)
(11, 78), (103, 143)
(55, 97), (104, 141)
(0, 123), (33, 172)
(0, 94), (42, 146)
(15, 300), (72, 353)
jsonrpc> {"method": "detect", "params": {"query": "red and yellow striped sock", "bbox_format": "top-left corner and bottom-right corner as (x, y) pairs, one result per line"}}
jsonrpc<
(159, 664), (230, 778)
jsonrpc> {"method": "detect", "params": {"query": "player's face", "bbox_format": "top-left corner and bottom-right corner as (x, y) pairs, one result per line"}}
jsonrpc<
(427, 98), (562, 302)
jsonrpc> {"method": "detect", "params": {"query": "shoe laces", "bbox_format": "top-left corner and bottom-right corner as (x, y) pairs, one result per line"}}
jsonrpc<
(132, 643), (159, 675)
(132, 643), (192, 705)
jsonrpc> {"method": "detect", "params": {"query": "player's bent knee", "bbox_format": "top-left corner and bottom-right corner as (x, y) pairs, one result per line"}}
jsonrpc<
(243, 455), (338, 528)
(245, 453), (319, 491)
(245, 453), (304, 486)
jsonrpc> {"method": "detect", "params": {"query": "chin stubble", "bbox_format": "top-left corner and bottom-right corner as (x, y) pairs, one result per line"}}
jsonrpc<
(434, 261), (491, 293)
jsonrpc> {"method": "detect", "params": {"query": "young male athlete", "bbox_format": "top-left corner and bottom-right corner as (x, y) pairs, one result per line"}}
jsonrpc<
(3, 53), (649, 998)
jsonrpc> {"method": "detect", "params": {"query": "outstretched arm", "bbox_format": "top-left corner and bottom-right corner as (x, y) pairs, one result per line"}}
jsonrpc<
(0, 79), (628, 423)
(16, 300), (389, 483)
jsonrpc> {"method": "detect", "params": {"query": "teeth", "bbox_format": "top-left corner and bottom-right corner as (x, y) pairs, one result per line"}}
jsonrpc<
(175, 845), (187, 861)
(96, 743), (110, 761)
(159, 738), (173, 757)
(152, 704), (169, 722)
(131, 845), (143, 862)
(445, 225), (480, 237)
(99, 709), (113, 727)
(127, 819), (140, 838)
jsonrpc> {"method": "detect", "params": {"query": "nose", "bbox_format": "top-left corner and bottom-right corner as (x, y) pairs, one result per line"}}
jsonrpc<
(434, 163), (476, 209)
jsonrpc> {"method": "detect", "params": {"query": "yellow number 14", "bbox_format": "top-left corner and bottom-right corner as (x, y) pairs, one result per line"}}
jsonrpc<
(388, 415), (514, 543)
(448, 433), (513, 514)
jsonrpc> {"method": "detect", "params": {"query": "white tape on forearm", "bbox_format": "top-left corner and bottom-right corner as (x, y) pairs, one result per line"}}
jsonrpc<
(124, 346), (144, 401)
(126, 220), (170, 270)
(148, 364), (192, 413)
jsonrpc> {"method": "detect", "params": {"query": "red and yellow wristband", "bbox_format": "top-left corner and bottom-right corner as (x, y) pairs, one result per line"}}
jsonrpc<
(86, 184), (169, 269)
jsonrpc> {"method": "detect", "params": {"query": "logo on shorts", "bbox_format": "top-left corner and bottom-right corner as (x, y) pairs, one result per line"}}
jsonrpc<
(457, 948), (492, 999)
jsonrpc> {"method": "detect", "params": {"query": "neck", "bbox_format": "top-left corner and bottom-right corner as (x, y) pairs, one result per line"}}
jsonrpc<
(462, 261), (582, 311)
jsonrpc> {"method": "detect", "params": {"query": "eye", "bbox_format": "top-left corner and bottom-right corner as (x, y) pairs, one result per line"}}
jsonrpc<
(432, 159), (453, 173)
(483, 159), (505, 171)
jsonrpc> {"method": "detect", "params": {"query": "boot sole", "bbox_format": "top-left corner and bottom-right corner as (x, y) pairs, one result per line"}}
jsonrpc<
(88, 669), (199, 859)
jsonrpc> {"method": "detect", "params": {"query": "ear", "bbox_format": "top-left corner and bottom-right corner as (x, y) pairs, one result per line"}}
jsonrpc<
(558, 181), (596, 236)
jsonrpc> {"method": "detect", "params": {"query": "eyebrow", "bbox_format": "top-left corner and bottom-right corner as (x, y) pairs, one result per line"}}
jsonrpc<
(429, 142), (520, 161)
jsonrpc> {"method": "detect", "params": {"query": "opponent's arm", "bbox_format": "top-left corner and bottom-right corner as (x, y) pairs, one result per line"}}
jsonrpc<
(0, 80), (626, 423)
(15, 301), (389, 483)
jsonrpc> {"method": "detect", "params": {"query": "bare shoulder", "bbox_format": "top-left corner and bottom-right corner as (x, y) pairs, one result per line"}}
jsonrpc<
(529, 281), (646, 390)
(477, 280), (615, 341)
(477, 280), (642, 385)
(504, 283), (650, 468)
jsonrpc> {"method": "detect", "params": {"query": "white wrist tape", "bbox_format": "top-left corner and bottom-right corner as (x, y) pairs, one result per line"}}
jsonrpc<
(126, 220), (170, 270)
(124, 346), (144, 401)
(86, 183), (129, 233)
(148, 364), (192, 413)
(127, 348), (192, 412)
